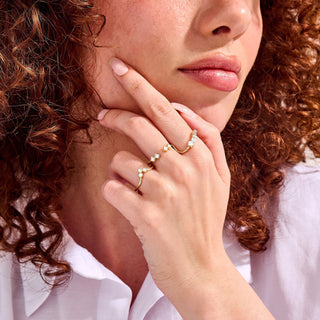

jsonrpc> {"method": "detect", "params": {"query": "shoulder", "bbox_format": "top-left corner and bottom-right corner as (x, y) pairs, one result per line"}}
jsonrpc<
(274, 161), (320, 233)
(280, 162), (320, 216)
(250, 162), (320, 319)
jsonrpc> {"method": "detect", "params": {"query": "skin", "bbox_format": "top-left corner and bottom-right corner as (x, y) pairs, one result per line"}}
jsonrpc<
(60, 0), (275, 318)
(89, 0), (262, 131)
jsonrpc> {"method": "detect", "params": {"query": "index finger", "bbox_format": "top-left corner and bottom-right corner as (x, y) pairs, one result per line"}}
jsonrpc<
(109, 57), (192, 150)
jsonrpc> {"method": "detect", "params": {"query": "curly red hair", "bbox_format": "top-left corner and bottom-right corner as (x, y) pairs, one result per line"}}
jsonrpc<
(0, 0), (319, 285)
(224, 0), (320, 250)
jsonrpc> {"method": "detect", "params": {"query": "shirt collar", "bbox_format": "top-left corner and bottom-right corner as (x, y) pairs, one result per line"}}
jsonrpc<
(63, 235), (166, 319)
(129, 273), (164, 320)
(63, 234), (126, 282)
(20, 258), (52, 317)
(20, 229), (251, 317)
(20, 231), (133, 317)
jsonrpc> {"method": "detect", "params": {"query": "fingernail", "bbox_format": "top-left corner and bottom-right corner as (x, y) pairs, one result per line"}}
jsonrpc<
(109, 57), (129, 76)
(171, 102), (197, 119)
(97, 109), (109, 120)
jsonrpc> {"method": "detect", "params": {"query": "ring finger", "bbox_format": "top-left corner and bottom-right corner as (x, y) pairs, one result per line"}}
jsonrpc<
(110, 150), (160, 195)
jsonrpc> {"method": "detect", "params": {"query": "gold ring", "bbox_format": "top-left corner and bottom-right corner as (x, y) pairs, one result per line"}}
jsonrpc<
(147, 143), (172, 167)
(171, 130), (197, 154)
(134, 166), (153, 192)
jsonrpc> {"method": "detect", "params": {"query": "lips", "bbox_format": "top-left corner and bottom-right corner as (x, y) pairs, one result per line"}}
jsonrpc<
(178, 53), (241, 92)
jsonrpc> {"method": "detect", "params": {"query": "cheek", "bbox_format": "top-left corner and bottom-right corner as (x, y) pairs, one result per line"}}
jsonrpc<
(95, 0), (145, 48)
(85, 6), (173, 110)
(100, 1), (184, 60)
(246, 10), (263, 67)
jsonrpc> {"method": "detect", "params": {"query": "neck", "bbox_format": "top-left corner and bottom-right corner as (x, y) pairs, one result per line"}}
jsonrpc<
(59, 121), (148, 299)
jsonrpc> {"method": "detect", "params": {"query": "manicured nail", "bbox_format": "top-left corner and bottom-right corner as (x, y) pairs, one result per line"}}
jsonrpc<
(109, 57), (129, 76)
(97, 109), (109, 120)
(171, 102), (197, 119)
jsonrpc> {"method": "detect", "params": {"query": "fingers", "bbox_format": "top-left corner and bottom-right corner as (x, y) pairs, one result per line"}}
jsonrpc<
(102, 179), (143, 227)
(99, 109), (176, 170)
(100, 57), (229, 189)
(100, 58), (211, 168)
(109, 150), (160, 194)
(108, 57), (192, 151)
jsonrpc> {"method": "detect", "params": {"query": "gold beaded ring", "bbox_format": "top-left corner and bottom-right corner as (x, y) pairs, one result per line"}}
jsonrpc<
(135, 131), (196, 193)
(171, 130), (197, 154)
(134, 166), (154, 192)
(135, 143), (173, 193)
(147, 143), (172, 167)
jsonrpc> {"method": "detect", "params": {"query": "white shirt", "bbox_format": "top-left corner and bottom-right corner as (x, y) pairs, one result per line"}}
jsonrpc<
(0, 163), (319, 319)
(251, 163), (320, 320)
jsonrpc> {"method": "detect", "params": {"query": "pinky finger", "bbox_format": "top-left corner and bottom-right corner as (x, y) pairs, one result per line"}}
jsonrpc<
(102, 179), (143, 227)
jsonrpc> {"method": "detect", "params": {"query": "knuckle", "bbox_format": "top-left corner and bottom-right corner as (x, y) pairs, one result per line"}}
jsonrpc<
(209, 125), (220, 137)
(146, 175), (177, 204)
(193, 147), (213, 167)
(148, 98), (173, 118)
(110, 151), (127, 169)
(128, 78), (142, 92)
(170, 164), (195, 185)
(102, 180), (119, 198)
(105, 109), (122, 125)
(144, 211), (164, 230)
(127, 115), (151, 132)
(161, 181), (178, 202)
(207, 126), (222, 146)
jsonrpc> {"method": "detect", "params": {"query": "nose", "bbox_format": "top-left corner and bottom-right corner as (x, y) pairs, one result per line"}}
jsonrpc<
(195, 0), (252, 41)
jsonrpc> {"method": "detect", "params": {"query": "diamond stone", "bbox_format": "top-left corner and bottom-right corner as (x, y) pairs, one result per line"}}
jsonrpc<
(188, 141), (194, 147)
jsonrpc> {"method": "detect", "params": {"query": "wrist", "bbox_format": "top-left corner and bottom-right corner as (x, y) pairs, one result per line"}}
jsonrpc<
(165, 249), (231, 319)
(165, 250), (274, 320)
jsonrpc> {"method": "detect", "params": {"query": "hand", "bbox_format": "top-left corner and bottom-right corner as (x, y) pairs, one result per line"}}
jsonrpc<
(98, 57), (230, 293)
(98, 58), (275, 320)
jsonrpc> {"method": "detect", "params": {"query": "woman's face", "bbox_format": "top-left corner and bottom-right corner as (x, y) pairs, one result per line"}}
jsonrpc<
(88, 0), (262, 131)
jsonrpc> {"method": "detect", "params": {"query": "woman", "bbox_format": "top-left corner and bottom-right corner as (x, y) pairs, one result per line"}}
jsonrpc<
(0, 0), (319, 319)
